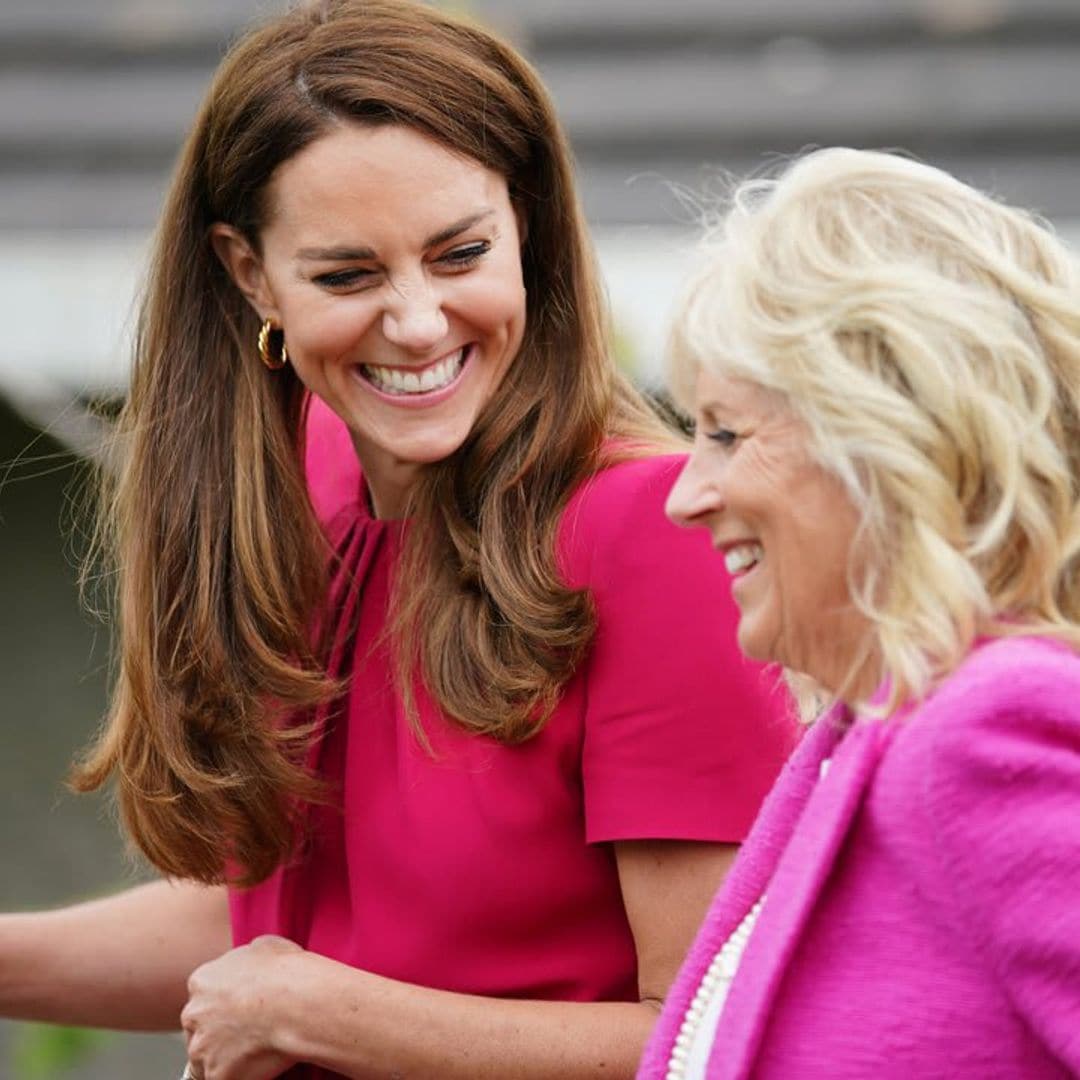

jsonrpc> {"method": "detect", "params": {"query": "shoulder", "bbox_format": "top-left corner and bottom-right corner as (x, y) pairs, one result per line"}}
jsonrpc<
(558, 453), (693, 587)
(890, 637), (1080, 1061)
(565, 452), (684, 524)
(887, 636), (1080, 781)
(954, 633), (1080, 700)
(914, 635), (1080, 748)
(888, 635), (1080, 849)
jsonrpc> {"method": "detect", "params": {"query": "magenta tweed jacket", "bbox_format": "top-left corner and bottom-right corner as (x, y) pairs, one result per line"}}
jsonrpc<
(640, 636), (1080, 1079)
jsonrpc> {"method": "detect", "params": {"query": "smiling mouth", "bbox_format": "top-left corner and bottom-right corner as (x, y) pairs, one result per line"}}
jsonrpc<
(359, 345), (469, 396)
(724, 542), (764, 576)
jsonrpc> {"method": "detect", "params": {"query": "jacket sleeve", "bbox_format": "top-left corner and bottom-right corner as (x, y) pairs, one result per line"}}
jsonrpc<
(924, 645), (1080, 1073)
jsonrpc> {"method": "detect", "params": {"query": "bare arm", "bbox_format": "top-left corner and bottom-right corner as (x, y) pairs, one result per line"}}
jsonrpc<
(616, 840), (739, 1010)
(0, 878), (230, 1030)
(182, 841), (737, 1078)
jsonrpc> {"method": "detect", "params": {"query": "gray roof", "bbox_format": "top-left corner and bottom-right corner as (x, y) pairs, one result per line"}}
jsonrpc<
(2, 0), (1079, 229)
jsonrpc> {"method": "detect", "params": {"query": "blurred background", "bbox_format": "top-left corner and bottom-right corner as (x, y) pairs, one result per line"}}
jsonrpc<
(2, 0), (1079, 1075)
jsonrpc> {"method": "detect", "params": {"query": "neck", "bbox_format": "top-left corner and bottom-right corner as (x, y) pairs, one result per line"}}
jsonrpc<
(350, 437), (420, 521)
(802, 611), (882, 708)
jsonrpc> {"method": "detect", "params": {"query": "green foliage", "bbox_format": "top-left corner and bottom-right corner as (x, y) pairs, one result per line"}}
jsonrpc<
(10, 1022), (109, 1079)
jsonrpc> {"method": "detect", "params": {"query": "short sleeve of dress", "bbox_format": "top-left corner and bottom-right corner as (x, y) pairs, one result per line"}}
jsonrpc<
(303, 395), (362, 528)
(560, 455), (798, 845)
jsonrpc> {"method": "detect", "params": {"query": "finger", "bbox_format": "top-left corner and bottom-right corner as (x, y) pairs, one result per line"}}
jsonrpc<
(251, 934), (288, 948)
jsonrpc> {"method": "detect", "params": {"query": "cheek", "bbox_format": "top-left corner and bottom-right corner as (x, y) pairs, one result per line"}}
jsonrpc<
(283, 297), (378, 359)
(784, 504), (857, 619)
(473, 243), (527, 325)
(724, 458), (777, 523)
(457, 271), (526, 336)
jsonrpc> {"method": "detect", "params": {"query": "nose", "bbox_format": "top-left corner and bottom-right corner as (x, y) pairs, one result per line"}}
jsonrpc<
(381, 280), (449, 353)
(665, 449), (722, 529)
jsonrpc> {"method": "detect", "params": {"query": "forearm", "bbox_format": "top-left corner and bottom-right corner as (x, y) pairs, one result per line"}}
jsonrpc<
(0, 879), (230, 1030)
(182, 840), (737, 1076)
(281, 956), (658, 1079)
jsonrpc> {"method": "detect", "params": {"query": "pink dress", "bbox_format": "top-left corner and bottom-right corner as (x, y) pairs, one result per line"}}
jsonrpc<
(231, 400), (797, 1078)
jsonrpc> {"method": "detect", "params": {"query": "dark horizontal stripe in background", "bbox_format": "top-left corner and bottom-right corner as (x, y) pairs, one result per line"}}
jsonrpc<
(1, 0), (1079, 229)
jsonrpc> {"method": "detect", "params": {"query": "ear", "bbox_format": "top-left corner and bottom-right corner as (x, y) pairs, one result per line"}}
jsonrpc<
(209, 223), (279, 322)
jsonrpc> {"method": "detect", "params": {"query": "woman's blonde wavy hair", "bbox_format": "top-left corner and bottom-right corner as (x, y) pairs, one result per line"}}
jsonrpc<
(73, 0), (671, 885)
(670, 148), (1080, 715)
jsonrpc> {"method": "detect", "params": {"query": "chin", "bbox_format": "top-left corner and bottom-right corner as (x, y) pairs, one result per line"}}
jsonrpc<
(736, 622), (776, 665)
(396, 433), (473, 466)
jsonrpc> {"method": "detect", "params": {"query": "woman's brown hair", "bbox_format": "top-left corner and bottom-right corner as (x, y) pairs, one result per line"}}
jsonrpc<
(74, 0), (673, 884)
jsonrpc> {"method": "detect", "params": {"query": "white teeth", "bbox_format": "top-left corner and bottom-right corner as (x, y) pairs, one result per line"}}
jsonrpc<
(724, 543), (764, 575)
(362, 348), (465, 395)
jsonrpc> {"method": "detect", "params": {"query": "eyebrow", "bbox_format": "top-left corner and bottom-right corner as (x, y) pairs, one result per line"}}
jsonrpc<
(296, 209), (496, 262)
(699, 401), (733, 420)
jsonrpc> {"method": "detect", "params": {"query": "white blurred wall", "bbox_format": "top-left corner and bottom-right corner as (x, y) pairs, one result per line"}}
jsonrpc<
(4, 217), (1080, 448)
(0, 224), (703, 444)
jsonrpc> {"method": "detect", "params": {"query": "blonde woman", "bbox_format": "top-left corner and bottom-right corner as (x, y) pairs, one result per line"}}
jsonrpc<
(641, 148), (1080, 1079)
(0, 3), (797, 1078)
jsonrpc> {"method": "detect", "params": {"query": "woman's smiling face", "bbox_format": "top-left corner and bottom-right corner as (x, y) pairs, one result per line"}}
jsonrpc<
(214, 122), (527, 516)
(665, 368), (867, 693)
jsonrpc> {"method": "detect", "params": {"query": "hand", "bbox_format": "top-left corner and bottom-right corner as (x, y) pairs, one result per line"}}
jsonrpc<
(181, 934), (305, 1080)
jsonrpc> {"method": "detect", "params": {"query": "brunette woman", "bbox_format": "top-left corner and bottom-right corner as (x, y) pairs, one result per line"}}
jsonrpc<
(0, 3), (793, 1078)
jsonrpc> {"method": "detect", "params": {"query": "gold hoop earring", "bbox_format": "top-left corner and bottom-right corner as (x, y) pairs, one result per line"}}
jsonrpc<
(257, 319), (289, 370)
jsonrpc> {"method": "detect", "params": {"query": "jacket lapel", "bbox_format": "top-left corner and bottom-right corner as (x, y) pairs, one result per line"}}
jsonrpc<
(709, 715), (895, 1078)
(638, 706), (852, 1080)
